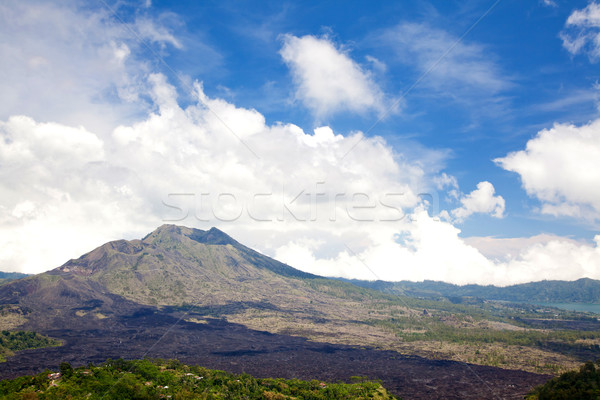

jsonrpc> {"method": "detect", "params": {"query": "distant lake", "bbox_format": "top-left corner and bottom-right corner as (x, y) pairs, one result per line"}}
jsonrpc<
(535, 302), (600, 314)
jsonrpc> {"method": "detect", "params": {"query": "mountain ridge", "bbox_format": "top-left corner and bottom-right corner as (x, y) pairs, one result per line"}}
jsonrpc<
(343, 277), (600, 303)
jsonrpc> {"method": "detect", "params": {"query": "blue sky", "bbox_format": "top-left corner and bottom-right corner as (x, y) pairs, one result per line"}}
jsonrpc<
(1, 0), (600, 284)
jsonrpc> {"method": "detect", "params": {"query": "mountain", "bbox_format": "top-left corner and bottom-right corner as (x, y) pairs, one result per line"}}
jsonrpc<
(55, 224), (317, 306)
(0, 272), (29, 280)
(344, 278), (600, 303)
(0, 271), (29, 286)
(0, 224), (380, 339)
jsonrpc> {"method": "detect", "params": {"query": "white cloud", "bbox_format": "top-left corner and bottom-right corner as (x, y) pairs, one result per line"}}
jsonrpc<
(561, 2), (600, 61)
(541, 0), (558, 8)
(433, 172), (458, 191)
(0, 0), (193, 134)
(134, 18), (183, 49)
(450, 181), (505, 222)
(534, 86), (600, 113)
(495, 119), (600, 219)
(280, 34), (389, 118)
(0, 72), (426, 273)
(276, 209), (600, 286)
(464, 234), (581, 261)
(382, 23), (508, 95)
(496, 235), (600, 284)
(365, 55), (387, 73)
(0, 116), (151, 273)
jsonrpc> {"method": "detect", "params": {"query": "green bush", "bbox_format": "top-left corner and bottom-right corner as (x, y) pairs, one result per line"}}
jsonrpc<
(527, 361), (600, 399)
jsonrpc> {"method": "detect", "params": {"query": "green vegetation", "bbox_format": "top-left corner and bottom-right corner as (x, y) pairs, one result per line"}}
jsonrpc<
(0, 331), (61, 362)
(0, 358), (398, 399)
(527, 361), (600, 399)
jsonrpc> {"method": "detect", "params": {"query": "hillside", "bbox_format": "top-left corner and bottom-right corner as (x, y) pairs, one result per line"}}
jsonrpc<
(345, 278), (600, 303)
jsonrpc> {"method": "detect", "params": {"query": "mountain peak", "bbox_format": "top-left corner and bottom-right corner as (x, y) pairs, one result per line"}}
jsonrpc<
(142, 224), (237, 246)
(188, 227), (238, 246)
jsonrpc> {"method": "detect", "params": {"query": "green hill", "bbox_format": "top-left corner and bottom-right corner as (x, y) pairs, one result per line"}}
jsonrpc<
(0, 358), (398, 399)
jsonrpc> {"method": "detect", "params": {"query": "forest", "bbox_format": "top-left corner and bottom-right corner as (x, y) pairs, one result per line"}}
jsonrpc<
(0, 358), (398, 399)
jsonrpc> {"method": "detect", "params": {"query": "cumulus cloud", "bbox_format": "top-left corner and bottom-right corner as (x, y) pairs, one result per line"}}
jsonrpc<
(280, 35), (389, 118)
(450, 181), (505, 222)
(561, 2), (600, 61)
(496, 236), (600, 283)
(0, 116), (151, 272)
(495, 119), (600, 219)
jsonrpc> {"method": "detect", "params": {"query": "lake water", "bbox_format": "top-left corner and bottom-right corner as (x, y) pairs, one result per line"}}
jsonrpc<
(535, 302), (600, 314)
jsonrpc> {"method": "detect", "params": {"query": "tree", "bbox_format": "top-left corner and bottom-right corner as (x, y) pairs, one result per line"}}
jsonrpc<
(59, 362), (73, 378)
